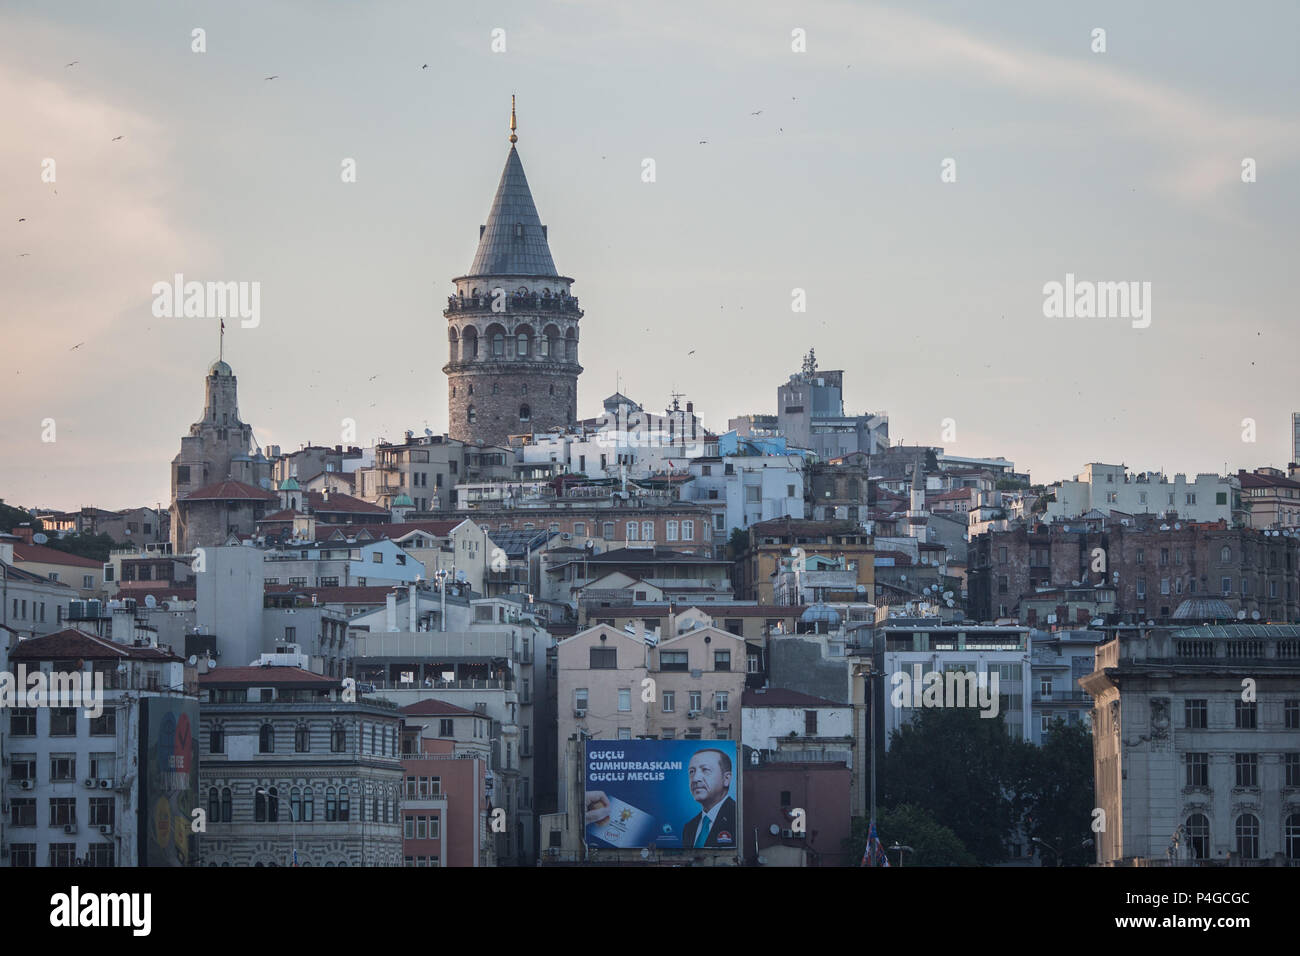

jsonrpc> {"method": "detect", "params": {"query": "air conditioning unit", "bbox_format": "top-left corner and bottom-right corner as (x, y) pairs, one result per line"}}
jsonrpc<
(84, 778), (96, 788)
(64, 824), (77, 834)
(20, 780), (34, 790)
(98, 779), (113, 789)
(99, 824), (113, 835)
(574, 709), (586, 718)
(688, 710), (701, 718)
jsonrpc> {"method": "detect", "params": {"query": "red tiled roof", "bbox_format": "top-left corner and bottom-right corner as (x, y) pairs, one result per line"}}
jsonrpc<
(399, 698), (479, 717)
(9, 628), (184, 661)
(1238, 471), (1300, 491)
(199, 665), (339, 687)
(182, 480), (276, 501)
(258, 509), (308, 522)
(12, 543), (103, 568)
(742, 688), (844, 708)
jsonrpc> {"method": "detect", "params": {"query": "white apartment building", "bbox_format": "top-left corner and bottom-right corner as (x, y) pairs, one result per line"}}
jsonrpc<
(1045, 463), (1236, 524)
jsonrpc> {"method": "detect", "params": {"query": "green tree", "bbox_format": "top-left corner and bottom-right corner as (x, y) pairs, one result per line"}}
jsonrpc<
(0, 502), (40, 533)
(844, 805), (976, 866)
(40, 532), (117, 563)
(1019, 719), (1096, 866)
(882, 706), (1036, 864)
(727, 527), (749, 560)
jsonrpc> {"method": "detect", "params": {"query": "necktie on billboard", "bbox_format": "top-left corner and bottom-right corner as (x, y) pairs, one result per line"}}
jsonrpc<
(695, 814), (711, 848)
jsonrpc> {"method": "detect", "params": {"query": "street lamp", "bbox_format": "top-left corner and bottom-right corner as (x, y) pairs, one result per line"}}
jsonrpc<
(257, 787), (297, 867)
(889, 843), (913, 867)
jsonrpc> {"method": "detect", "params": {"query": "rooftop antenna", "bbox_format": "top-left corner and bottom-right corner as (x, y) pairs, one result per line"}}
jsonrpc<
(218, 317), (225, 363)
(509, 94), (518, 145)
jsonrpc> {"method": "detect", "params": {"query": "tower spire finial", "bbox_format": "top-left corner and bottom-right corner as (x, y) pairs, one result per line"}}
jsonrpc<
(509, 94), (517, 144)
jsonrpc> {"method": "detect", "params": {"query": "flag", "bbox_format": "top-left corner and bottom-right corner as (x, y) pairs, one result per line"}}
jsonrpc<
(861, 820), (891, 867)
(292, 848), (298, 867)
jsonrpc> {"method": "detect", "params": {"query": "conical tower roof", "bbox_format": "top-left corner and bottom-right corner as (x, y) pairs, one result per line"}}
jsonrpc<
(467, 145), (558, 278)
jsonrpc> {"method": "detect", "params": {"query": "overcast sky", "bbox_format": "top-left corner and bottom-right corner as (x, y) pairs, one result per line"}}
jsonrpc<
(2, 0), (1297, 511)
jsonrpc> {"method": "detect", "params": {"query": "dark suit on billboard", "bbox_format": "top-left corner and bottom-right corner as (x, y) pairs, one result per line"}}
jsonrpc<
(682, 796), (737, 848)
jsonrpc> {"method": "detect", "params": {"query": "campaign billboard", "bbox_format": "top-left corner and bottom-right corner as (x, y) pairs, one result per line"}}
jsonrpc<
(584, 740), (739, 850)
(138, 696), (200, 866)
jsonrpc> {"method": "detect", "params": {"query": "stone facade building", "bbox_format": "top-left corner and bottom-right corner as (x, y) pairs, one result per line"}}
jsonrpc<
(196, 663), (405, 867)
(1081, 623), (1300, 865)
(968, 516), (1300, 625)
(445, 105), (582, 447)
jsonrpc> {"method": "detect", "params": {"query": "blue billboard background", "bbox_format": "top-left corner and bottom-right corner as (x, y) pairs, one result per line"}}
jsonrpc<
(583, 740), (738, 850)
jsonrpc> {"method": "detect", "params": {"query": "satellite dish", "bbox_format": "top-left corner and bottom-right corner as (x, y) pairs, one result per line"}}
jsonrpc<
(32, 532), (48, 544)
(946, 599), (954, 607)
(900, 574), (906, 582)
(1237, 610), (1247, 620)
(1251, 610), (1260, 620)
(1174, 523), (1181, 530)
(144, 594), (157, 608)
(1112, 571), (1119, 580)
(769, 824), (781, 836)
(187, 655), (197, 666)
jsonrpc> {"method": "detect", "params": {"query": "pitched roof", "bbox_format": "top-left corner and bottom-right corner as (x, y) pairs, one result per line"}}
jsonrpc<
(399, 698), (479, 717)
(742, 688), (844, 708)
(305, 491), (388, 515)
(181, 480), (276, 501)
(465, 146), (559, 277)
(9, 628), (183, 661)
(199, 665), (340, 688)
(12, 543), (103, 568)
(314, 520), (465, 542)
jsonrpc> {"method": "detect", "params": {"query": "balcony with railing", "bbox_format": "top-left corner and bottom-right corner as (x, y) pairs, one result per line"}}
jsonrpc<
(446, 293), (581, 315)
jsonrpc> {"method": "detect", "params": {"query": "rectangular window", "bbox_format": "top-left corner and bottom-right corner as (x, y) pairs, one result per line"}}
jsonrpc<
(49, 798), (77, 827)
(1235, 753), (1258, 788)
(714, 691), (728, 713)
(10, 708), (36, 736)
(439, 718), (454, 737)
(1186, 753), (1209, 787)
(618, 688), (631, 712)
(659, 651), (688, 671)
(603, 522), (614, 539)
(404, 817), (414, 839)
(49, 754), (76, 782)
(90, 709), (116, 736)
(575, 688), (589, 711)
(666, 521), (679, 542)
(50, 708), (77, 736)
(626, 521), (638, 542)
(1235, 700), (1257, 729)
(642, 521), (653, 541)
(805, 710), (818, 735)
(88, 798), (115, 827)
(662, 691), (675, 713)
(714, 650), (731, 671)
(1185, 699), (1207, 729)
(618, 727), (632, 740)
(1286, 700), (1300, 730)
(689, 691), (702, 712)
(1287, 753), (1300, 788)
(574, 522), (586, 537)
(682, 520), (694, 541)
(589, 647), (617, 669)
(10, 799), (36, 827)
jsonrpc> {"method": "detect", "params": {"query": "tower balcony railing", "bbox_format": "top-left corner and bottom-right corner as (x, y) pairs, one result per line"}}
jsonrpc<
(445, 293), (582, 315)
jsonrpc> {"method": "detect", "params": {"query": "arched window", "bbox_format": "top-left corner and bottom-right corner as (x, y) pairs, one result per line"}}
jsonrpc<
(210, 722), (224, 754)
(519, 404), (531, 422)
(291, 787), (302, 822)
(339, 789), (350, 822)
(208, 787), (220, 822)
(467, 405), (476, 424)
(1287, 813), (1300, 860)
(326, 787), (338, 821)
(255, 789), (268, 822)
(539, 336), (549, 357)
(492, 334), (504, 357)
(295, 723), (310, 753)
(1236, 814), (1259, 859)
(259, 724), (275, 753)
(220, 787), (232, 823)
(302, 787), (314, 822)
(1222, 547), (1232, 562)
(517, 333), (529, 357)
(331, 722), (346, 753)
(267, 786), (279, 822)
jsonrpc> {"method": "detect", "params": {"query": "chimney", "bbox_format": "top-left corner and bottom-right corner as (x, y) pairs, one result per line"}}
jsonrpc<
(386, 592), (398, 632)
(408, 583), (417, 632)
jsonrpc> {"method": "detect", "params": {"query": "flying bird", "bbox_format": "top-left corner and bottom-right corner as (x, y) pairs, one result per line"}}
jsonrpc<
(65, 61), (78, 67)
(69, 342), (84, 351)
(264, 75), (278, 81)
(112, 135), (124, 141)
(17, 218), (25, 222)
(17, 253), (30, 257)
(688, 350), (696, 356)
(698, 140), (708, 144)
(421, 64), (428, 69)
(751, 110), (762, 115)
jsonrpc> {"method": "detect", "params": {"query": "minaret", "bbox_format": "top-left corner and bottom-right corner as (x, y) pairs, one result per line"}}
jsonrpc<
(444, 97), (582, 447)
(907, 452), (928, 542)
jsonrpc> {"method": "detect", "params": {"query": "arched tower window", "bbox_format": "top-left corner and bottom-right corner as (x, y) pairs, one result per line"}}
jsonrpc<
(467, 405), (477, 424)
(519, 404), (531, 422)
(517, 333), (529, 357)
(492, 334), (504, 357)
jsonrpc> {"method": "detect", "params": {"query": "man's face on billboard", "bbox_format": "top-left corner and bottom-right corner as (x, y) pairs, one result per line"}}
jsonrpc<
(688, 751), (730, 809)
